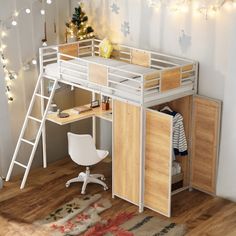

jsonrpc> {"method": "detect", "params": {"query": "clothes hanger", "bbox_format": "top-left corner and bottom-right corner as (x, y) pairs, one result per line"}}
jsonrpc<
(160, 105), (173, 112)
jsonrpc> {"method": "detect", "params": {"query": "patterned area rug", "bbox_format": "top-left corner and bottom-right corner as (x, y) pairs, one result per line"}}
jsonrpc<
(34, 194), (186, 236)
(84, 212), (186, 236)
(35, 193), (112, 235)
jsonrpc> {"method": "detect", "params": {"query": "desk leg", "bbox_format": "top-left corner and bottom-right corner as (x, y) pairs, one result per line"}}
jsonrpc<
(42, 125), (47, 168)
(92, 92), (96, 144)
(92, 116), (96, 145)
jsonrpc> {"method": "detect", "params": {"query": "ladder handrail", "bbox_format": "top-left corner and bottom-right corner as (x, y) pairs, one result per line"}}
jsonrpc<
(20, 77), (59, 189)
(6, 74), (58, 189)
(6, 73), (43, 181)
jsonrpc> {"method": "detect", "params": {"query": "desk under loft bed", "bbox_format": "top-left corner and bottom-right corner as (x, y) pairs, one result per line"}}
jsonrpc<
(6, 39), (221, 218)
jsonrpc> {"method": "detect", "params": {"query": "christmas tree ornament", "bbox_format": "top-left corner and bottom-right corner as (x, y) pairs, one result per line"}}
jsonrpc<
(66, 3), (94, 41)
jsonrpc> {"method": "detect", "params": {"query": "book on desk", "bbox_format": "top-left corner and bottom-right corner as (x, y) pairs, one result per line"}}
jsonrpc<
(72, 105), (92, 114)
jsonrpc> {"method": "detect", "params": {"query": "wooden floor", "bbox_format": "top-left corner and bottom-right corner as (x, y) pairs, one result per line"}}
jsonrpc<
(1, 158), (236, 236)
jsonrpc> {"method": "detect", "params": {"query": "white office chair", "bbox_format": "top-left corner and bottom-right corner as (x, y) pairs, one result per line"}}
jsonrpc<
(66, 132), (109, 194)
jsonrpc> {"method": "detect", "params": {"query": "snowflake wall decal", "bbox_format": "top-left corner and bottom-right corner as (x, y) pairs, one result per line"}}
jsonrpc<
(110, 2), (120, 14)
(121, 21), (130, 37)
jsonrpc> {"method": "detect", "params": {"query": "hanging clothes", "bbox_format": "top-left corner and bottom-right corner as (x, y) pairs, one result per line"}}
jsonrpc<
(172, 111), (188, 156)
(160, 106), (188, 156)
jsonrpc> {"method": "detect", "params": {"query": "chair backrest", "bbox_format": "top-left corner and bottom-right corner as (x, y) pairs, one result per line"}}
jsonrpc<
(67, 132), (101, 166)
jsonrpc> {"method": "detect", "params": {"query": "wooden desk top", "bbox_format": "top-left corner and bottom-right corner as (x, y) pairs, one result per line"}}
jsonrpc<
(47, 105), (112, 125)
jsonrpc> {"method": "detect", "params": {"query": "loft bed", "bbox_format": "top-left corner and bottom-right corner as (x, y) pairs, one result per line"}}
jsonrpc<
(39, 39), (198, 107)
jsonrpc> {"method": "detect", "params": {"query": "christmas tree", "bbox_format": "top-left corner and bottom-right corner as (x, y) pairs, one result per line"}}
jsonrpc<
(66, 3), (94, 41)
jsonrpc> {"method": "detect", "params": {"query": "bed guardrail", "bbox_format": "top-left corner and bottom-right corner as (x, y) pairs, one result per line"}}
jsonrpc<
(39, 38), (197, 105)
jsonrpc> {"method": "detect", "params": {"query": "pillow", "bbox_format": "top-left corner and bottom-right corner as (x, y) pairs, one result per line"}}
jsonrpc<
(99, 38), (113, 58)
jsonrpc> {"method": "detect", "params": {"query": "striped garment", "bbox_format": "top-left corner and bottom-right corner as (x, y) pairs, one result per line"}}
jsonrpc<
(172, 112), (188, 156)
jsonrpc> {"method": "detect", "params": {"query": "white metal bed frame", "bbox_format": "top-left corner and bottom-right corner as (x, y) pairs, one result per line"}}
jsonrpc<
(6, 38), (198, 216)
(40, 38), (198, 107)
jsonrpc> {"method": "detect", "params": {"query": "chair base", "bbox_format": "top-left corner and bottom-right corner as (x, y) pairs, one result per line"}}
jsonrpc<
(65, 167), (108, 194)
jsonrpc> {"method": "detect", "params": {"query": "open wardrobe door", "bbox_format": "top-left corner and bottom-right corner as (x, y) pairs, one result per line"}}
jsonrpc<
(145, 109), (172, 217)
(191, 95), (221, 195)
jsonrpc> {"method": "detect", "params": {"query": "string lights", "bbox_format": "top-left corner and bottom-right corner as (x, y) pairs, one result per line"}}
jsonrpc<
(0, 0), (53, 103)
(147, 0), (236, 18)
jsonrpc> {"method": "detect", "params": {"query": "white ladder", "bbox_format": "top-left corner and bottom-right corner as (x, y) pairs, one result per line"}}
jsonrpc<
(6, 74), (58, 189)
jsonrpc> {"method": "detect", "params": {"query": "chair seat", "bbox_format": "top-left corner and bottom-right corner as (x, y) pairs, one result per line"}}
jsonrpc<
(66, 133), (109, 194)
(97, 149), (109, 160)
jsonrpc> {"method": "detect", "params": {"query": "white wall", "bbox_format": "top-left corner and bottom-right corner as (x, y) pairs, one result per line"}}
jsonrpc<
(0, 66), (14, 177)
(79, 0), (236, 201)
(0, 0), (70, 177)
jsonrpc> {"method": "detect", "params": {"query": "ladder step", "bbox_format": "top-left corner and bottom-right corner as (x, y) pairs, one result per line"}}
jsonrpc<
(21, 138), (35, 146)
(35, 93), (50, 100)
(28, 116), (42, 123)
(14, 161), (27, 169)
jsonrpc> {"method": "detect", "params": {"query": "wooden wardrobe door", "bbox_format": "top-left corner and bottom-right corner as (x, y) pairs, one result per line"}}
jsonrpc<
(191, 96), (221, 194)
(145, 109), (172, 217)
(113, 100), (140, 205)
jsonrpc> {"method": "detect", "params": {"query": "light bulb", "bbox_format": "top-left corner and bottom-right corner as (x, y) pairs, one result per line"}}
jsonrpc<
(11, 73), (17, 80)
(11, 20), (17, 26)
(42, 41), (47, 47)
(0, 44), (7, 52)
(14, 11), (19, 17)
(181, 5), (189, 13)
(208, 8), (217, 18)
(2, 58), (9, 65)
(41, 9), (45, 15)
(46, 0), (52, 4)
(25, 8), (31, 14)
(1, 31), (7, 38)
(32, 59), (37, 65)
(192, 2), (200, 10)
(223, 2), (233, 11)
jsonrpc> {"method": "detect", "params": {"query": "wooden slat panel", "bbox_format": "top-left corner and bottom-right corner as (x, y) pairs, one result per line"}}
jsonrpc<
(59, 44), (78, 60)
(145, 110), (172, 216)
(88, 63), (108, 86)
(144, 72), (160, 88)
(161, 68), (181, 92)
(191, 96), (221, 194)
(131, 49), (150, 67)
(182, 64), (193, 72)
(113, 100), (140, 204)
(111, 49), (121, 59)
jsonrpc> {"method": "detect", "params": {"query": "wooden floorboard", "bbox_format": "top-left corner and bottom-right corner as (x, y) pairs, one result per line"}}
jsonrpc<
(0, 158), (236, 235)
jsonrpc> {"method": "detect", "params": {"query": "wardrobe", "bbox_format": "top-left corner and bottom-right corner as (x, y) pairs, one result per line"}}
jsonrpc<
(113, 95), (221, 217)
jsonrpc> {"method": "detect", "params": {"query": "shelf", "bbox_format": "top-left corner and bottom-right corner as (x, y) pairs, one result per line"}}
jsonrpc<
(172, 172), (184, 184)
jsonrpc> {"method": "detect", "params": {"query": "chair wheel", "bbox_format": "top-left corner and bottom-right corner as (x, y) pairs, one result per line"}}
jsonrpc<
(81, 191), (86, 195)
(104, 186), (108, 191)
(66, 183), (70, 188)
(101, 177), (106, 181)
